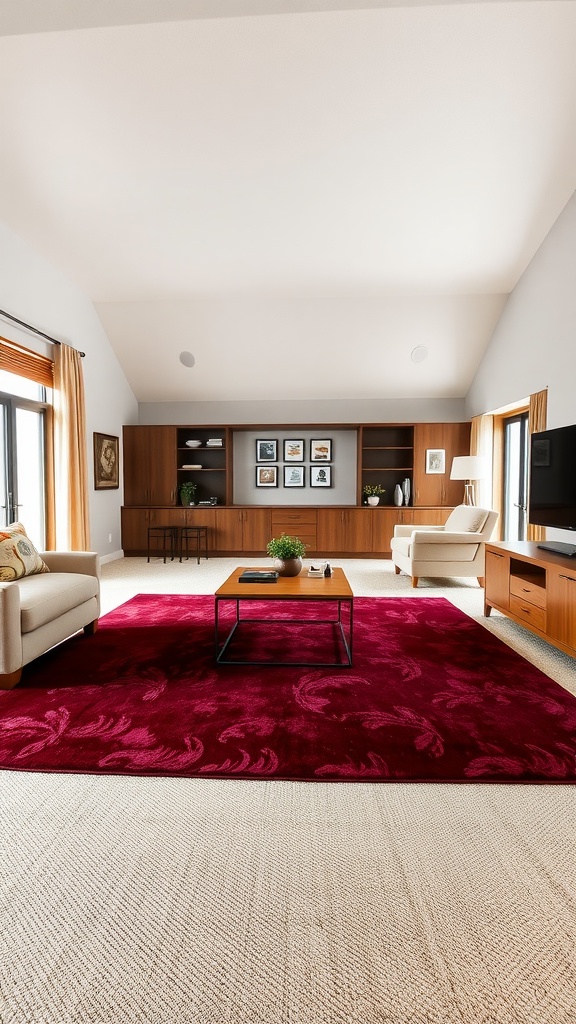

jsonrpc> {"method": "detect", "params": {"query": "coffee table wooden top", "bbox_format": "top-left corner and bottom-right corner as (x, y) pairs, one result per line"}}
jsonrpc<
(215, 566), (353, 599)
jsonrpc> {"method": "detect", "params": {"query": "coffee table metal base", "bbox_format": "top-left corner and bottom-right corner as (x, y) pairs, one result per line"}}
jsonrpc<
(215, 597), (353, 667)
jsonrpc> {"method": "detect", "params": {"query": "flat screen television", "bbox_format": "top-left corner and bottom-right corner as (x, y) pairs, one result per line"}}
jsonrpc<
(528, 423), (576, 556)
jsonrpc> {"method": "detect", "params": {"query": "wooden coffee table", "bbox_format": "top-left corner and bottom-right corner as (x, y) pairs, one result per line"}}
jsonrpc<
(214, 566), (354, 666)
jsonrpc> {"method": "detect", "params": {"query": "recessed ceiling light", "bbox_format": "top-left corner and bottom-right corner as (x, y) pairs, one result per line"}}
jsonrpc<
(179, 351), (195, 368)
(411, 345), (428, 364)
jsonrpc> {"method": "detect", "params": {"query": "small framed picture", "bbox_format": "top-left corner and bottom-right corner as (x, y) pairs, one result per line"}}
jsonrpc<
(426, 449), (445, 474)
(283, 439), (305, 462)
(310, 465), (331, 487)
(256, 439), (277, 462)
(284, 465), (305, 487)
(93, 432), (119, 489)
(256, 465), (278, 487)
(310, 439), (332, 462)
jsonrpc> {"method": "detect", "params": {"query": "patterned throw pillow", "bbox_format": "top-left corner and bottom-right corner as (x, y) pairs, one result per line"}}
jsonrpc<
(0, 523), (50, 582)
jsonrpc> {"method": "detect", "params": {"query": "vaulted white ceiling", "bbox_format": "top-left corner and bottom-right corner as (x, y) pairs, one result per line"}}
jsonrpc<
(1, 1), (576, 402)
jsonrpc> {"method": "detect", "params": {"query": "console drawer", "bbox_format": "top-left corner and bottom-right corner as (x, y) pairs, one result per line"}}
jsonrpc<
(509, 574), (546, 609)
(509, 594), (546, 632)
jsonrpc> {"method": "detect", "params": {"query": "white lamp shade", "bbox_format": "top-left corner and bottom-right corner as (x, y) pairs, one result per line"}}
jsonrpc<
(450, 456), (488, 481)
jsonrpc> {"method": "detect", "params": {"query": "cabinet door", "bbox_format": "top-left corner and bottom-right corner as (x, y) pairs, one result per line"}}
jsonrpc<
(316, 509), (372, 554)
(148, 426), (177, 505)
(242, 509), (272, 552)
(484, 548), (510, 611)
(123, 427), (149, 505)
(121, 507), (167, 553)
(123, 426), (177, 506)
(547, 567), (576, 653)
(213, 509), (243, 552)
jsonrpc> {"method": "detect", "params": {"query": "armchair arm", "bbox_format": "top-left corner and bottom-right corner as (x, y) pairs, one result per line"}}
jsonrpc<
(411, 530), (482, 546)
(40, 551), (100, 578)
(393, 524), (445, 538)
(0, 583), (23, 675)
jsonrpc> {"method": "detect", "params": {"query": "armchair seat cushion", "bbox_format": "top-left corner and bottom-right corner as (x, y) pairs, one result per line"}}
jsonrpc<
(18, 572), (100, 633)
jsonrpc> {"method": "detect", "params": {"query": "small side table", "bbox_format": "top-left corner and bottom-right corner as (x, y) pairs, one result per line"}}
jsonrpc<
(179, 525), (209, 564)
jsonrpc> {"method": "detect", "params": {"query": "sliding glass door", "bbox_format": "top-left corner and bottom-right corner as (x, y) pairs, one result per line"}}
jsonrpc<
(503, 412), (529, 542)
(0, 374), (49, 545)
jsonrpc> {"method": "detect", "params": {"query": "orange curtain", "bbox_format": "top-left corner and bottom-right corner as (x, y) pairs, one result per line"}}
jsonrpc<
(527, 388), (548, 543)
(53, 344), (90, 549)
(470, 413), (494, 512)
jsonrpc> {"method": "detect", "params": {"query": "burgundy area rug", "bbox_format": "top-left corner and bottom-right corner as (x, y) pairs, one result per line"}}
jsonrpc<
(1, 595), (575, 783)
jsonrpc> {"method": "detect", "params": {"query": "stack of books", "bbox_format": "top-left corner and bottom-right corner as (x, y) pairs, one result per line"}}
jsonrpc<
(206, 438), (223, 447)
(238, 570), (279, 584)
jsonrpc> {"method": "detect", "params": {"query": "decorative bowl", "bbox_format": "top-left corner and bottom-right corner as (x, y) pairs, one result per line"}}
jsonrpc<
(186, 440), (202, 447)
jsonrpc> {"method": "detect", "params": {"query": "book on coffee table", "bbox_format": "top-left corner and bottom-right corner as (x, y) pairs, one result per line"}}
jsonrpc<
(238, 570), (279, 584)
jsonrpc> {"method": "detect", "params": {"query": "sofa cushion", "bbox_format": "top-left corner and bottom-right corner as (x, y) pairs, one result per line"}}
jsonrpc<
(444, 506), (488, 533)
(17, 572), (100, 633)
(0, 523), (50, 582)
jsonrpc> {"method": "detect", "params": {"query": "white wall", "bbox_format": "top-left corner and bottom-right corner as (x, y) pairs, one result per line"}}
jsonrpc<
(466, 189), (576, 543)
(466, 191), (576, 428)
(0, 222), (138, 559)
(140, 396), (466, 424)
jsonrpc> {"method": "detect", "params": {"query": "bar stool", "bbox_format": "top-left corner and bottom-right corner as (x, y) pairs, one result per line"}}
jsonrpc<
(147, 525), (177, 563)
(179, 525), (209, 564)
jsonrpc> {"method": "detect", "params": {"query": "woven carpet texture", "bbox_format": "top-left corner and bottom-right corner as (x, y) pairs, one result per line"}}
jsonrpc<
(1, 556), (575, 1023)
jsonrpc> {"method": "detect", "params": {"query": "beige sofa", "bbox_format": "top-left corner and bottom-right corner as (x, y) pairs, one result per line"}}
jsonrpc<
(390, 505), (498, 588)
(0, 551), (100, 689)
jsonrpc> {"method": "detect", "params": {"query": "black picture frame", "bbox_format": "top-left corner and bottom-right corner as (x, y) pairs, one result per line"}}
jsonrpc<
(310, 439), (332, 462)
(310, 465), (331, 487)
(283, 439), (305, 462)
(284, 465), (305, 487)
(94, 432), (119, 489)
(256, 465), (278, 487)
(256, 439), (277, 462)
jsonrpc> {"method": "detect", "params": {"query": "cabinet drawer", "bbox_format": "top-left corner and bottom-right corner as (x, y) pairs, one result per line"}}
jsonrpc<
(272, 510), (317, 527)
(509, 575), (546, 609)
(509, 594), (546, 632)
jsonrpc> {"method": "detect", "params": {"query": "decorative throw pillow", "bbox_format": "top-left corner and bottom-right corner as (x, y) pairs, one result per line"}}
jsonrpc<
(0, 522), (50, 582)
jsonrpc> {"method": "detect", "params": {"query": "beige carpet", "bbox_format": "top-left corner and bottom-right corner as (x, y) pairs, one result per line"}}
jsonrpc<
(1, 557), (575, 1024)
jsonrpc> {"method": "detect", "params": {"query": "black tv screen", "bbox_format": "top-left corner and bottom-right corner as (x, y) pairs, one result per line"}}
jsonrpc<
(529, 423), (576, 532)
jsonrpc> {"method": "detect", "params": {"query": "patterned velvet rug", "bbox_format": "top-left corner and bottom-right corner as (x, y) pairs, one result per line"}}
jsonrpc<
(1, 594), (575, 782)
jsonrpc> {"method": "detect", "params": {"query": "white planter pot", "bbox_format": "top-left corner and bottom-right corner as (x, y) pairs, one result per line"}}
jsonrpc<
(367, 496), (380, 507)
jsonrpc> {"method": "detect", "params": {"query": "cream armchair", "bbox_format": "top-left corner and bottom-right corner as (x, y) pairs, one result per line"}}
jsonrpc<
(0, 551), (100, 689)
(390, 505), (498, 588)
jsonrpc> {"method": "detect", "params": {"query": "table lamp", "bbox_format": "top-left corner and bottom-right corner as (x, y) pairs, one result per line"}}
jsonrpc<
(450, 455), (487, 506)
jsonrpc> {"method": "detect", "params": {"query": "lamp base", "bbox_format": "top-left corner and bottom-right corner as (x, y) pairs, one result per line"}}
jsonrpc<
(463, 482), (476, 506)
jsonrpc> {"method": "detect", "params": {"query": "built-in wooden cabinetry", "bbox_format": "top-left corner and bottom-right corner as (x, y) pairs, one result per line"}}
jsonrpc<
(413, 423), (471, 506)
(121, 421), (470, 557)
(485, 541), (576, 658)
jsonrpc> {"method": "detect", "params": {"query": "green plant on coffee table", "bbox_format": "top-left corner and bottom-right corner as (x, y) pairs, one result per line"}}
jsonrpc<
(179, 480), (198, 506)
(363, 484), (386, 497)
(266, 533), (308, 560)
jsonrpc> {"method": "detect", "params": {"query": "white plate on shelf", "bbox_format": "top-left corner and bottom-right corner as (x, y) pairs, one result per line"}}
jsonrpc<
(182, 464), (202, 470)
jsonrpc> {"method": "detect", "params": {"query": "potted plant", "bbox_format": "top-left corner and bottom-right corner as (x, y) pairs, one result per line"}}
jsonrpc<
(266, 533), (308, 577)
(179, 481), (198, 506)
(363, 484), (385, 507)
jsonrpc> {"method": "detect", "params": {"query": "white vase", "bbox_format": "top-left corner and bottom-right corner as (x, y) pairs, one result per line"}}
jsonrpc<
(367, 495), (380, 507)
(402, 477), (411, 506)
(394, 484), (403, 507)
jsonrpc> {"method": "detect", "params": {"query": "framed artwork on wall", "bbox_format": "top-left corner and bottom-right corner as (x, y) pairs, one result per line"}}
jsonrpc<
(310, 465), (331, 487)
(283, 439), (305, 462)
(256, 439), (278, 462)
(425, 449), (445, 474)
(256, 465), (278, 487)
(310, 439), (332, 461)
(284, 465), (305, 487)
(93, 432), (119, 489)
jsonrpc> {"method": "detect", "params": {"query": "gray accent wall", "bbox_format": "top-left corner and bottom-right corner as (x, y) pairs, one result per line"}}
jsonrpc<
(233, 429), (357, 506)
